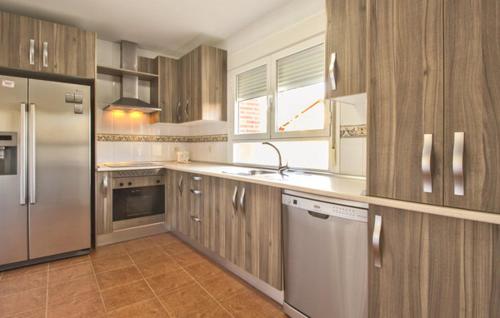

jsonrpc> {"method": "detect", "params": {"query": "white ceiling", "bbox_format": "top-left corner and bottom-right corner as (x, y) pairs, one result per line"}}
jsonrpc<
(0, 0), (295, 57)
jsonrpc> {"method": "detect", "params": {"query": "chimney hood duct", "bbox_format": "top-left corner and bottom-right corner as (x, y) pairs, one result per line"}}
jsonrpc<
(104, 41), (161, 113)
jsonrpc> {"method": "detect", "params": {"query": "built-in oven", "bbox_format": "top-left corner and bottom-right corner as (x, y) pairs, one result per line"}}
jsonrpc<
(111, 169), (165, 230)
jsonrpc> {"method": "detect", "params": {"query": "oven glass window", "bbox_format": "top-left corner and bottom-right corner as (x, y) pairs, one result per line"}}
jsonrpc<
(113, 185), (165, 221)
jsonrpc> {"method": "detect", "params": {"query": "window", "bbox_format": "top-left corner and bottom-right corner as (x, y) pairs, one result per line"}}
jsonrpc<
(231, 36), (331, 170)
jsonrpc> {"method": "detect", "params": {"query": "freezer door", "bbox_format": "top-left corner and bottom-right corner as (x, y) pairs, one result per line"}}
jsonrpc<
(28, 79), (91, 259)
(0, 75), (29, 266)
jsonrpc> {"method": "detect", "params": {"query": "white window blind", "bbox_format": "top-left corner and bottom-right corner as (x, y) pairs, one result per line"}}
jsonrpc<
(237, 65), (267, 101)
(277, 43), (324, 92)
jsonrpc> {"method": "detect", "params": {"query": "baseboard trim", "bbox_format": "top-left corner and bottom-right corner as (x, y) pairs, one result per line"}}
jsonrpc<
(171, 230), (284, 304)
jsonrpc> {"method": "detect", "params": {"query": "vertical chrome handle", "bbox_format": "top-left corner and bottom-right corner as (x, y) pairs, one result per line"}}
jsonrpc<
(239, 187), (246, 212)
(329, 52), (337, 91)
(453, 132), (465, 196)
(232, 186), (238, 212)
(102, 175), (108, 197)
(19, 103), (27, 205)
(42, 42), (48, 68)
(178, 176), (184, 195)
(185, 99), (190, 119)
(28, 103), (36, 204)
(176, 101), (182, 122)
(29, 39), (35, 65)
(421, 134), (433, 193)
(372, 215), (382, 268)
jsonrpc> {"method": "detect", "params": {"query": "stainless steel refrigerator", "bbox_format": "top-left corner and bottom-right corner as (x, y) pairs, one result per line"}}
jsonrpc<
(0, 75), (91, 268)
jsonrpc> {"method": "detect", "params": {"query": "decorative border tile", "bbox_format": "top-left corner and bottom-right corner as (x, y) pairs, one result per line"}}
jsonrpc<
(340, 124), (367, 138)
(96, 133), (228, 143)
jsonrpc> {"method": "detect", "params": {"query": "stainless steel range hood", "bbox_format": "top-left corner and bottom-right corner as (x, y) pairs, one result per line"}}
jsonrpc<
(104, 41), (161, 113)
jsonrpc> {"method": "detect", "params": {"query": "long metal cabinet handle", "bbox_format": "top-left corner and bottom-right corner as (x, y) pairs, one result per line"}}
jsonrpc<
(42, 42), (48, 67)
(372, 215), (382, 268)
(329, 52), (337, 91)
(176, 101), (182, 122)
(239, 187), (246, 212)
(453, 132), (465, 196)
(28, 103), (36, 204)
(29, 39), (35, 65)
(19, 103), (27, 205)
(232, 186), (238, 211)
(421, 134), (433, 193)
(178, 176), (183, 195)
(185, 99), (190, 119)
(190, 189), (202, 195)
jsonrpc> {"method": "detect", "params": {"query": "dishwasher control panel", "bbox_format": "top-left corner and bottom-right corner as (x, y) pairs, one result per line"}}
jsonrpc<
(282, 194), (367, 222)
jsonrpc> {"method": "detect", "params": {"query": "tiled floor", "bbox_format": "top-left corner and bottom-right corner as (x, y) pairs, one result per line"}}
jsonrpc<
(0, 233), (286, 318)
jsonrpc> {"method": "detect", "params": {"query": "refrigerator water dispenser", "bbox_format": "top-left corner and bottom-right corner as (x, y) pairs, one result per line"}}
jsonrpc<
(0, 132), (17, 175)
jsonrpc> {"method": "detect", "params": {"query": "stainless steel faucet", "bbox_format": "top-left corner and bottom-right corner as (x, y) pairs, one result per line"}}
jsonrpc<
(262, 141), (288, 174)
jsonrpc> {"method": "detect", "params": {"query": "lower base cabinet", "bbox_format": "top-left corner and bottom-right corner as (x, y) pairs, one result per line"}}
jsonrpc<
(369, 206), (500, 317)
(166, 170), (283, 290)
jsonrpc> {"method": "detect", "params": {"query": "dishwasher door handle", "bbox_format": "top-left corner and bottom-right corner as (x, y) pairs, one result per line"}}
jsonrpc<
(307, 211), (330, 220)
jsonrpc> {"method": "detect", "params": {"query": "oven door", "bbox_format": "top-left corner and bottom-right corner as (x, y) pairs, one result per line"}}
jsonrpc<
(113, 185), (165, 221)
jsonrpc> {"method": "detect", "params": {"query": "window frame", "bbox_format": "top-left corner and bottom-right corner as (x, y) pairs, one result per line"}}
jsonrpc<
(230, 35), (330, 141)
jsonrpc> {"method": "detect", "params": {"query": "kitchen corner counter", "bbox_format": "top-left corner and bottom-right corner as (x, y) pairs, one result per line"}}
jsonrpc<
(96, 162), (500, 225)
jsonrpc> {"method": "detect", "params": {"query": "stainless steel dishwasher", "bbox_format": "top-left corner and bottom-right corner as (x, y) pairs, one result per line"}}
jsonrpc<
(282, 190), (368, 318)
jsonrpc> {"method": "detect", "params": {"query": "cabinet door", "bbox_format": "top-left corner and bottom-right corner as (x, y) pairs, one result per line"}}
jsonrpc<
(188, 47), (201, 121)
(201, 176), (225, 253)
(223, 179), (243, 265)
(0, 11), (39, 71)
(325, 0), (366, 98)
(178, 54), (191, 123)
(174, 172), (190, 236)
(243, 183), (283, 290)
(369, 206), (500, 317)
(443, 0), (500, 212)
(166, 170), (177, 231)
(39, 20), (95, 78)
(367, 0), (444, 204)
(200, 46), (227, 121)
(157, 56), (179, 123)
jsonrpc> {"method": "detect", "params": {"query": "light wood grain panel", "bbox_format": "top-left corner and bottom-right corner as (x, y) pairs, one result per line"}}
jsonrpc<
(443, 0), (500, 212)
(325, 0), (366, 98)
(200, 46), (227, 121)
(369, 206), (500, 317)
(367, 0), (443, 204)
(0, 11), (39, 71)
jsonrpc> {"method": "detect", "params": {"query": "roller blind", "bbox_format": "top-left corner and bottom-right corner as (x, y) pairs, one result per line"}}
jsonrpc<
(237, 65), (267, 101)
(277, 43), (324, 92)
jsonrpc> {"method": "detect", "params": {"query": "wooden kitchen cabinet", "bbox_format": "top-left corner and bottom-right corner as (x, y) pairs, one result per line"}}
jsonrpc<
(0, 11), (39, 72)
(0, 10), (95, 79)
(324, 0), (366, 98)
(177, 45), (227, 122)
(153, 56), (180, 123)
(368, 205), (500, 317)
(168, 171), (190, 235)
(95, 171), (113, 235)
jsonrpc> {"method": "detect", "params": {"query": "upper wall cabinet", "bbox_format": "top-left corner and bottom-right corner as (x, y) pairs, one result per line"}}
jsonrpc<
(368, 0), (500, 213)
(324, 0), (366, 99)
(177, 45), (227, 123)
(0, 11), (96, 79)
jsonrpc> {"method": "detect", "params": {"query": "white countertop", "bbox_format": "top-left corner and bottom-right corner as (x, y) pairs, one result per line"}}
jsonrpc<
(96, 161), (500, 225)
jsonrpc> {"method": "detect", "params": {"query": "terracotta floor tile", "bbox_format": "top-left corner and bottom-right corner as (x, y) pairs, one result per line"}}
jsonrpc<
(96, 265), (143, 290)
(221, 289), (284, 318)
(159, 283), (226, 318)
(1, 263), (48, 280)
(101, 280), (155, 311)
(136, 254), (182, 278)
(47, 293), (105, 318)
(161, 241), (193, 256)
(128, 246), (167, 264)
(48, 262), (93, 285)
(0, 271), (47, 297)
(48, 255), (90, 270)
(106, 299), (169, 318)
(123, 237), (155, 254)
(91, 254), (133, 273)
(0, 287), (46, 317)
(146, 270), (196, 296)
(184, 260), (223, 282)
(7, 308), (46, 318)
(199, 272), (246, 302)
(149, 233), (180, 247)
(90, 243), (128, 260)
(172, 251), (207, 267)
(48, 274), (98, 306)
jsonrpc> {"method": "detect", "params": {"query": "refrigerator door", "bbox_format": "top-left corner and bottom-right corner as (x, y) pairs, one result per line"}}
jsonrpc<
(28, 79), (91, 259)
(0, 75), (29, 266)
